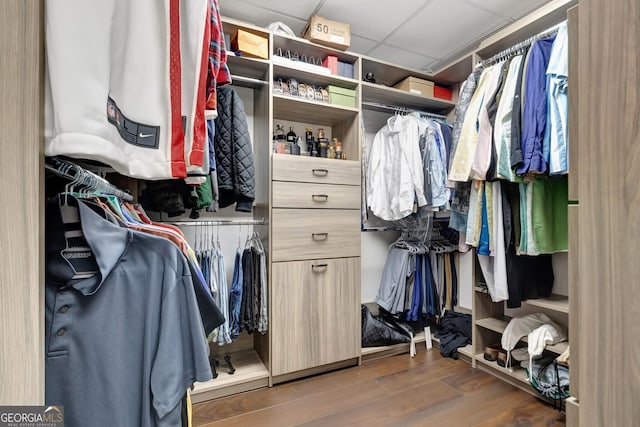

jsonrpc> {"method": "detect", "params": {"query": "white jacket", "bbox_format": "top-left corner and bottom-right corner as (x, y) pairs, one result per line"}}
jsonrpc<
(367, 115), (427, 221)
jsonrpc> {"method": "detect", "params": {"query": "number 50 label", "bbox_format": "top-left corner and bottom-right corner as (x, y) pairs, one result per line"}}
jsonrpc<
(316, 23), (329, 34)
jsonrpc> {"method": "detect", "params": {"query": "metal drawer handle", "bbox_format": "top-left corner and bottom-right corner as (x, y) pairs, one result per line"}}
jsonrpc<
(312, 233), (329, 241)
(312, 194), (329, 202)
(311, 263), (328, 272)
(312, 168), (329, 176)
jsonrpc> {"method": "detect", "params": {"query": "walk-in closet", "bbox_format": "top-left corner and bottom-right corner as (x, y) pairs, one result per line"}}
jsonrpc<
(1, 0), (639, 425)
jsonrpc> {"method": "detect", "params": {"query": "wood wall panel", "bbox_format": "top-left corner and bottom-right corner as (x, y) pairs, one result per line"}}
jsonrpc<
(567, 5), (579, 201)
(0, 0), (44, 404)
(577, 0), (640, 424)
(567, 204), (579, 399)
(567, 5), (580, 403)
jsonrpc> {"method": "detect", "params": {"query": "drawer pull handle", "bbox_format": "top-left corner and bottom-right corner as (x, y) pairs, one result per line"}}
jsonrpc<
(312, 263), (328, 272)
(312, 233), (329, 241)
(312, 168), (329, 176)
(312, 194), (329, 202)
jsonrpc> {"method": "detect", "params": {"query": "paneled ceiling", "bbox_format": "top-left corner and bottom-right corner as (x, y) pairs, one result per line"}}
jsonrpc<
(219, 0), (553, 72)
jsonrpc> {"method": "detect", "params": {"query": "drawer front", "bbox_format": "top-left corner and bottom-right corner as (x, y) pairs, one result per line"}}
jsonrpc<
(272, 181), (361, 209)
(272, 154), (360, 185)
(271, 209), (360, 261)
(271, 257), (361, 376)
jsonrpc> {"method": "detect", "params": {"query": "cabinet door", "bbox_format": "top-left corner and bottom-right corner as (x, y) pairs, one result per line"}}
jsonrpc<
(271, 257), (360, 376)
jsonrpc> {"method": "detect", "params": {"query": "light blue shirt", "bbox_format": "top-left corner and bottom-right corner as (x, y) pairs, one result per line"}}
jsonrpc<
(545, 22), (569, 174)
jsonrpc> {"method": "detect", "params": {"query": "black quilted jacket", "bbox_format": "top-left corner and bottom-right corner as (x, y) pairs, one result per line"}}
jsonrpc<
(214, 86), (255, 212)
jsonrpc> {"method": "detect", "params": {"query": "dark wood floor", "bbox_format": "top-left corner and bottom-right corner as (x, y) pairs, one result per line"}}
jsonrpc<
(193, 348), (565, 427)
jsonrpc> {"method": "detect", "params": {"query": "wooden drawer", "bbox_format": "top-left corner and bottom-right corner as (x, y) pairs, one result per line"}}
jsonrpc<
(271, 209), (360, 261)
(271, 257), (360, 376)
(272, 181), (361, 209)
(272, 154), (360, 185)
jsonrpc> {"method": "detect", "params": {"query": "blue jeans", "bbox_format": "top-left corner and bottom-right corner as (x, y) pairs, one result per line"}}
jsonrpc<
(228, 249), (243, 340)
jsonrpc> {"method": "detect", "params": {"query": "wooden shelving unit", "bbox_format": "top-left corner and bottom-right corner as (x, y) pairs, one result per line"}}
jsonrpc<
(476, 317), (569, 355)
(273, 63), (359, 90)
(191, 349), (270, 403)
(361, 81), (455, 113)
(525, 294), (569, 313)
(227, 54), (270, 81)
(272, 33), (360, 66)
(273, 94), (359, 125)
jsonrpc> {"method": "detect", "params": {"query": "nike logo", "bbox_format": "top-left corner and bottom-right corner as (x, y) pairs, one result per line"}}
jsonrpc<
(139, 132), (154, 138)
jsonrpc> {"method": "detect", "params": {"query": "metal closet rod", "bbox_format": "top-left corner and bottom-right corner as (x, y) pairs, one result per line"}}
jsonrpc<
(45, 157), (133, 202)
(479, 22), (564, 67)
(172, 218), (267, 226)
(230, 74), (269, 86)
(361, 102), (448, 120)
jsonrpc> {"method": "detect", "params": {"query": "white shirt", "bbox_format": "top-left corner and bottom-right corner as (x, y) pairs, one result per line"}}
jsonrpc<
(44, 0), (209, 180)
(367, 115), (428, 221)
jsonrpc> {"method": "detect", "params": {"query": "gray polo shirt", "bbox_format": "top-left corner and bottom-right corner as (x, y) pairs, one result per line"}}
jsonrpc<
(45, 199), (212, 426)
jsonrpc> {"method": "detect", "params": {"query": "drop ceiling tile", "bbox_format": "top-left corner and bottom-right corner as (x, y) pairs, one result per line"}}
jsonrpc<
(385, 0), (508, 58)
(462, 0), (551, 20)
(349, 35), (379, 55)
(366, 44), (435, 71)
(317, 0), (428, 41)
(240, 0), (321, 21)
(218, 0), (308, 35)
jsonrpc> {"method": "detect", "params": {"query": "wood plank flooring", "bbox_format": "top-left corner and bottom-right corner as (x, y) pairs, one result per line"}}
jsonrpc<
(193, 349), (565, 426)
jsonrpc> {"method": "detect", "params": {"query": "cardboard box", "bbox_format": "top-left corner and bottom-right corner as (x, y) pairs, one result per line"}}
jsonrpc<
(327, 85), (356, 108)
(393, 76), (435, 97)
(231, 29), (269, 59)
(303, 15), (351, 50)
(434, 85), (453, 101)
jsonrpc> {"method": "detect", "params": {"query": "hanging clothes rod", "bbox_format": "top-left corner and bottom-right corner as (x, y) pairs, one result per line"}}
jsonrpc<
(230, 74), (269, 87)
(479, 22), (564, 68)
(45, 157), (133, 202)
(172, 218), (267, 226)
(361, 101), (448, 121)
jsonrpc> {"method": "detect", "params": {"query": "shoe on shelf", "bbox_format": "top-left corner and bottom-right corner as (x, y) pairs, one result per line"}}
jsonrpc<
(497, 349), (514, 368)
(483, 344), (501, 362)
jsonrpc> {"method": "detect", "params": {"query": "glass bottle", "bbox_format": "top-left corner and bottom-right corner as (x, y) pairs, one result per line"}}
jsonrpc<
(305, 128), (313, 155)
(286, 126), (297, 143)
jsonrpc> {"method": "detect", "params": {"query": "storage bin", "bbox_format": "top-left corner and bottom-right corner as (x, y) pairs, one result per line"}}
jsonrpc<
(393, 76), (434, 97)
(434, 85), (453, 101)
(231, 29), (269, 59)
(327, 85), (356, 108)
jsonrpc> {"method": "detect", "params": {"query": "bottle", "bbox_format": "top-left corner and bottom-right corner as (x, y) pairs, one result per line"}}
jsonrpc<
(319, 141), (328, 158)
(272, 131), (277, 153)
(275, 124), (286, 153)
(275, 124), (285, 140)
(328, 144), (335, 159)
(291, 136), (301, 155)
(317, 128), (328, 158)
(286, 126), (297, 143)
(305, 128), (313, 154)
(334, 137), (342, 159)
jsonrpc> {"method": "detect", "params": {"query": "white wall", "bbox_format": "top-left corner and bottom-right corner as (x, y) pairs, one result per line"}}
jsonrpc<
(360, 230), (399, 303)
